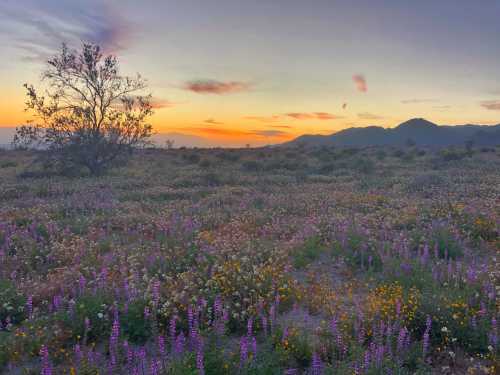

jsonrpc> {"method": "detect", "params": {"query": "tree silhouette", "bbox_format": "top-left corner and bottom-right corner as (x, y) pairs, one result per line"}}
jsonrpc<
(14, 43), (153, 175)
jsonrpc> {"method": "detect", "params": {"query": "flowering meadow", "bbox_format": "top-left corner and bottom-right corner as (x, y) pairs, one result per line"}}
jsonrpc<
(0, 146), (498, 374)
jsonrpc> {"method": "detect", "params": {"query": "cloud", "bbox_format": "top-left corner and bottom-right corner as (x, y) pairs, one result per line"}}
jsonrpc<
(175, 127), (253, 137)
(204, 118), (224, 125)
(244, 115), (282, 122)
(183, 79), (251, 94)
(480, 100), (500, 111)
(1, 0), (133, 61)
(401, 99), (437, 104)
(433, 105), (451, 110)
(352, 74), (367, 93)
(251, 130), (289, 138)
(286, 112), (340, 120)
(270, 125), (292, 129)
(150, 98), (175, 109)
(358, 112), (384, 120)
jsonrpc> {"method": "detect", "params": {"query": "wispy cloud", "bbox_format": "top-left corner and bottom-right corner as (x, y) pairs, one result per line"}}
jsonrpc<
(358, 112), (384, 120)
(252, 130), (289, 138)
(433, 105), (451, 110)
(176, 127), (252, 137)
(352, 74), (367, 93)
(401, 99), (437, 104)
(183, 79), (251, 94)
(150, 98), (175, 109)
(286, 112), (340, 120)
(270, 125), (292, 129)
(480, 100), (500, 111)
(244, 115), (282, 123)
(204, 118), (224, 125)
(0, 0), (133, 62)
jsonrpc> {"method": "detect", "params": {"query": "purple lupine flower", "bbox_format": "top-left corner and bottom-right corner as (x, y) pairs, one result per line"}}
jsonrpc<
(311, 352), (322, 375)
(330, 316), (338, 337)
(188, 305), (194, 332)
(158, 335), (166, 357)
(78, 275), (86, 295)
(124, 340), (134, 368)
(363, 350), (371, 370)
(152, 279), (160, 307)
(174, 333), (185, 356)
(40, 345), (52, 375)
(74, 344), (83, 364)
(397, 327), (406, 353)
(251, 336), (257, 359)
(150, 358), (159, 375)
(26, 295), (33, 319)
(240, 336), (248, 366)
(247, 317), (253, 337)
(261, 315), (268, 336)
(489, 317), (498, 349)
(194, 336), (204, 375)
(169, 315), (177, 343)
(375, 344), (384, 367)
(214, 295), (222, 316)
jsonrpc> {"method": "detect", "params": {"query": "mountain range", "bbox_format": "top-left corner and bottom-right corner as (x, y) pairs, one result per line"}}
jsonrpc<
(285, 118), (500, 147)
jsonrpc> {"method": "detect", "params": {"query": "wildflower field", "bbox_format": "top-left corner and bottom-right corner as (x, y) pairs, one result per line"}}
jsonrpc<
(0, 145), (498, 374)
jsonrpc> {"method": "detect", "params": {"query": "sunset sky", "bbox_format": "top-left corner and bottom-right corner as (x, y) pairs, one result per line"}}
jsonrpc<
(1, 0), (500, 147)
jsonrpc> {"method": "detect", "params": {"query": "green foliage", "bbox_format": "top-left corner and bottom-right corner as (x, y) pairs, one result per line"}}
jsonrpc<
(121, 299), (152, 344)
(292, 237), (327, 268)
(0, 280), (27, 326)
(64, 293), (113, 343)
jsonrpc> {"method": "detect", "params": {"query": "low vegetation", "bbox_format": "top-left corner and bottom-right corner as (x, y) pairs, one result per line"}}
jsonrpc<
(0, 144), (498, 374)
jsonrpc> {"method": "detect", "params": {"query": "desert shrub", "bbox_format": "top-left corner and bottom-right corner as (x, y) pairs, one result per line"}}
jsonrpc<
(392, 149), (405, 158)
(199, 158), (212, 168)
(13, 43), (153, 176)
(216, 151), (240, 162)
(202, 172), (222, 186)
(318, 163), (336, 175)
(184, 153), (201, 164)
(241, 160), (262, 172)
(440, 148), (467, 161)
(375, 149), (387, 160)
(352, 157), (376, 174)
(406, 173), (445, 193)
(292, 237), (327, 268)
(0, 160), (17, 168)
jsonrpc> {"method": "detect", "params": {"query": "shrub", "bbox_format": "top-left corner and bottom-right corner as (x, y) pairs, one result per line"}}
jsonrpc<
(0, 280), (27, 326)
(292, 237), (327, 268)
(352, 157), (376, 174)
(241, 160), (262, 172)
(13, 43), (153, 176)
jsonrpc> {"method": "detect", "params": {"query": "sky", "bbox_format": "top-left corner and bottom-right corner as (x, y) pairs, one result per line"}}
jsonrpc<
(1, 0), (500, 147)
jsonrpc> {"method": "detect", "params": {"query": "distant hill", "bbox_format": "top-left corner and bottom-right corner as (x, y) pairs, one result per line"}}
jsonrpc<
(285, 118), (500, 147)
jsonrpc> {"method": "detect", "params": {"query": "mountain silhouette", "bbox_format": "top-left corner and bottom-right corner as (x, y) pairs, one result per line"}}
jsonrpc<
(285, 118), (500, 147)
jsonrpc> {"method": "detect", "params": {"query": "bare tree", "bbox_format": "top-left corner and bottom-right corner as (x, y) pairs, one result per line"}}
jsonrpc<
(13, 43), (153, 175)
